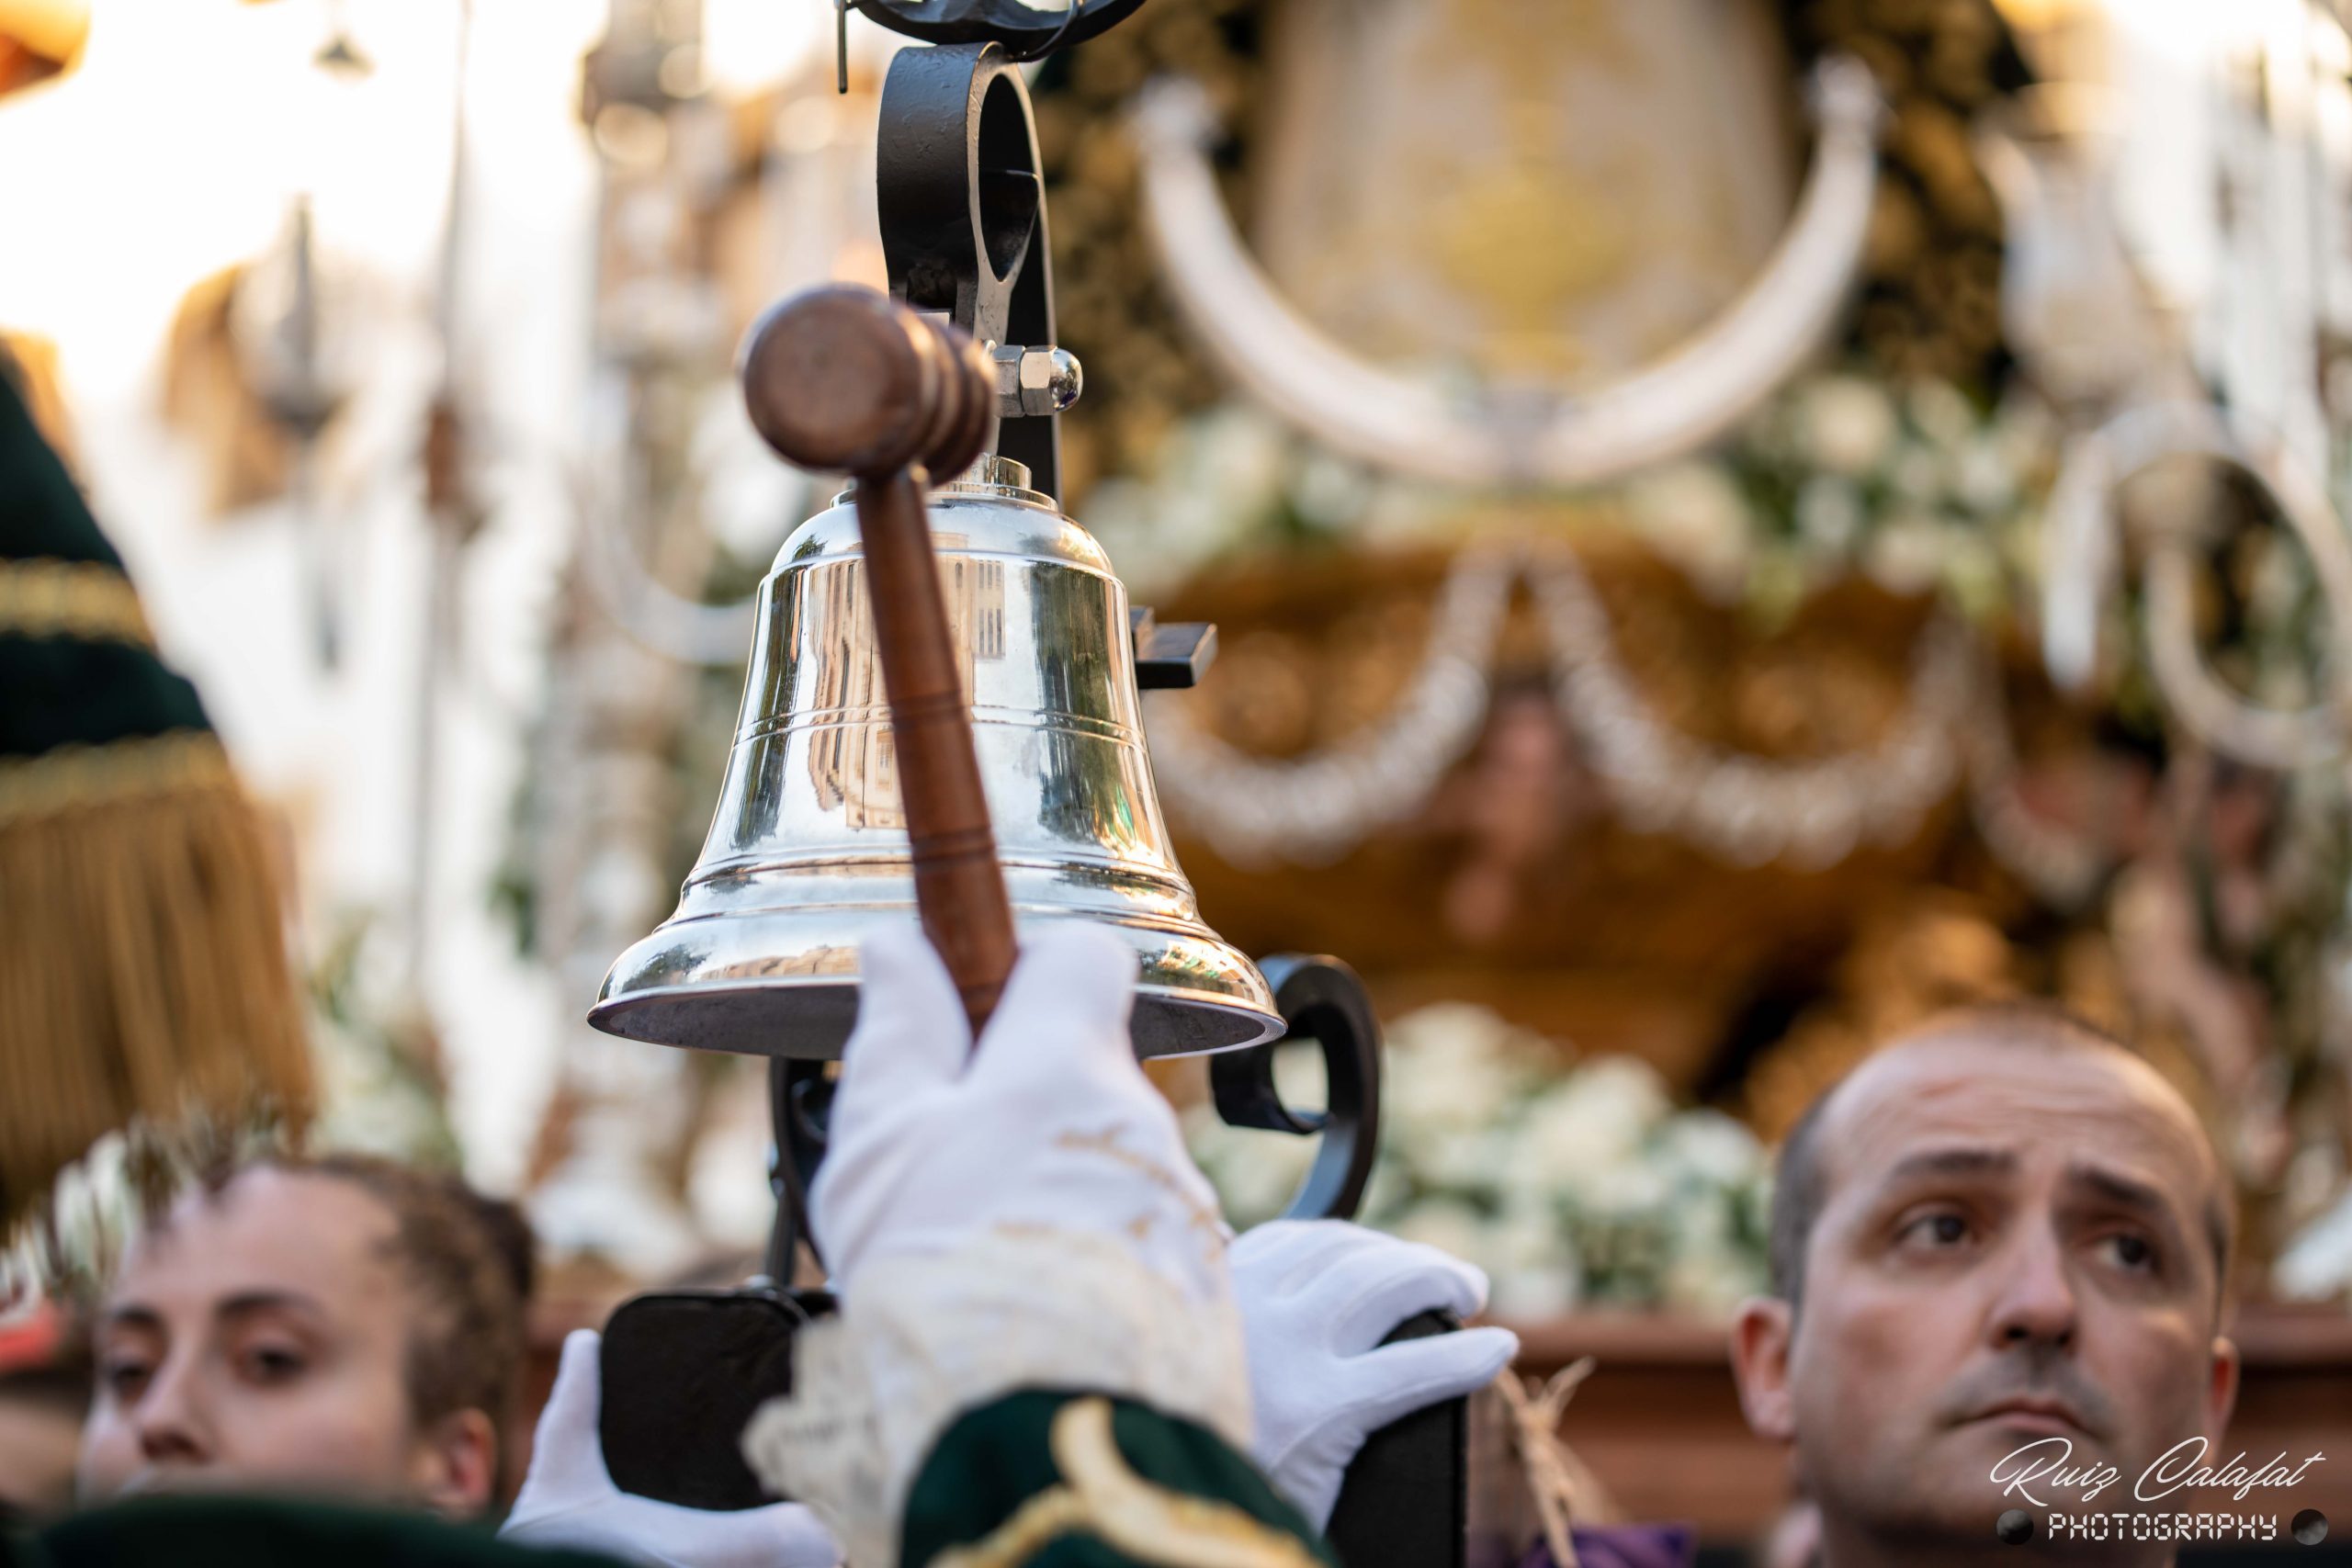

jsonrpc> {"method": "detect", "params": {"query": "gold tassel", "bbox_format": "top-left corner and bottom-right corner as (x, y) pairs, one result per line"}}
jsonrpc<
(0, 737), (312, 1236)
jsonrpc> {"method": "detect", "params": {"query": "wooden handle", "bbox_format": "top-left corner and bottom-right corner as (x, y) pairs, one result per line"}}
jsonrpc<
(741, 286), (1012, 1040)
(858, 467), (1016, 1036)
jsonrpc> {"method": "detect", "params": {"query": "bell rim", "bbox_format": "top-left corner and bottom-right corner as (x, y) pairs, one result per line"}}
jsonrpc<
(586, 973), (1285, 1060)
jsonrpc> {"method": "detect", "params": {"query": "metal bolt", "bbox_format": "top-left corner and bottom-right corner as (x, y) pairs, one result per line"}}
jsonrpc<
(990, 344), (1082, 419)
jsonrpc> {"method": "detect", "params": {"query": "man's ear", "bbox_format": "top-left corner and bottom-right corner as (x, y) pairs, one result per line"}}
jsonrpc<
(411, 1407), (499, 1519)
(1731, 1296), (1797, 1444)
(2204, 1335), (2241, 1443)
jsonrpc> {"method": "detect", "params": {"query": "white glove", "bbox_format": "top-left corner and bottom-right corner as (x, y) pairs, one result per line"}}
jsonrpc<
(1230, 1219), (1521, 1530)
(809, 922), (1227, 1303)
(502, 1329), (842, 1568)
(741, 925), (1252, 1567)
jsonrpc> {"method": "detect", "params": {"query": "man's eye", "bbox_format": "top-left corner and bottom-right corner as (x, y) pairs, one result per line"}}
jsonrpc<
(1901, 1211), (1972, 1247)
(101, 1359), (153, 1400)
(239, 1346), (310, 1384)
(2101, 1232), (2156, 1272)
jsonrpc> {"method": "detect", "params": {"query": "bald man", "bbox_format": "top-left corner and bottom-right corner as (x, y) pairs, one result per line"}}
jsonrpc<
(1730, 1004), (2252, 1567)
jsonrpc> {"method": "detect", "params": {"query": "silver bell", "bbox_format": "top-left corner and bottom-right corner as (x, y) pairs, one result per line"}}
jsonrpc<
(587, 455), (1283, 1060)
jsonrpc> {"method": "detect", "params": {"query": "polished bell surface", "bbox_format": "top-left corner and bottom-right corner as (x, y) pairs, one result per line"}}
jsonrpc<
(589, 457), (1283, 1059)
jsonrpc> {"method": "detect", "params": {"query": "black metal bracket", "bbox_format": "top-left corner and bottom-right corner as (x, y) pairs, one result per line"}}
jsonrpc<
(849, 0), (1148, 57)
(1210, 953), (1383, 1222)
(876, 41), (1063, 500)
(1130, 606), (1217, 689)
(764, 1055), (834, 1281)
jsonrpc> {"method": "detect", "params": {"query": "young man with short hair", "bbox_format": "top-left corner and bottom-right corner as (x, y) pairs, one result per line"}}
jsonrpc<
(77, 1156), (527, 1519)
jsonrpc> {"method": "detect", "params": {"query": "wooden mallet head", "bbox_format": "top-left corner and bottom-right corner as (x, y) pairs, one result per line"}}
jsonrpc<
(741, 285), (993, 482)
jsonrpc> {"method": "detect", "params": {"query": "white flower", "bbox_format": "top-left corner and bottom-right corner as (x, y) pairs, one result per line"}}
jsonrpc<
(1383, 1001), (1542, 1065)
(1794, 475), (1865, 554)
(1290, 449), (1373, 528)
(1414, 1126), (1523, 1190)
(1863, 513), (1945, 595)
(1656, 1110), (1767, 1189)
(1490, 1269), (1579, 1318)
(1492, 1195), (1575, 1269)
(1627, 461), (1753, 601)
(1797, 376), (1898, 475)
(1569, 1055), (1673, 1126)
(1520, 1057), (1672, 1190)
(1489, 1201), (1581, 1318)
(1188, 403), (1290, 512)
(1387, 1198), (1495, 1274)
(1905, 381), (1978, 449)
(1578, 1157), (1673, 1217)
(1185, 1109), (1317, 1230)
(1382, 1004), (1545, 1141)
(1953, 437), (2018, 515)
(1665, 1195), (1735, 1253)
(1889, 441), (1950, 505)
(1663, 1242), (1762, 1314)
(1268, 1037), (1329, 1110)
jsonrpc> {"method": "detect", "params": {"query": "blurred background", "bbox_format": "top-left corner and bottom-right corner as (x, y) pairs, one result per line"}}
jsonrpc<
(13, 0), (2352, 1546)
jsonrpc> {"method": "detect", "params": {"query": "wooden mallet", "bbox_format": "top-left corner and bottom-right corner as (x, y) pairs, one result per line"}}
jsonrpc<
(739, 284), (1015, 1040)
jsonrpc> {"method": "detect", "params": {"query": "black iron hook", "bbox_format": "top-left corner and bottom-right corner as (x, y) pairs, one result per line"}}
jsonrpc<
(840, 0), (1144, 58)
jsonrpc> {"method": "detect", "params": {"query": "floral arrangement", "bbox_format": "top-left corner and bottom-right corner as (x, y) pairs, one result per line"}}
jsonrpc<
(1186, 1002), (1773, 1318)
(1081, 369), (2060, 627)
(1628, 372), (2056, 626)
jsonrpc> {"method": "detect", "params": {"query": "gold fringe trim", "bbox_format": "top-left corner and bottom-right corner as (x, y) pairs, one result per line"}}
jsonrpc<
(0, 732), (224, 829)
(0, 558), (153, 648)
(934, 1399), (1325, 1568)
(0, 756), (313, 1233)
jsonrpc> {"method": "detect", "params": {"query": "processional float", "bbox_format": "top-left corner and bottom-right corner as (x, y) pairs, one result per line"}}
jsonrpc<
(583, 4), (1490, 1560)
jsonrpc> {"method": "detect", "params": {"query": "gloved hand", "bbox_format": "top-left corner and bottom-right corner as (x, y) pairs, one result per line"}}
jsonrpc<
(742, 924), (1252, 1567)
(809, 922), (1227, 1304)
(1230, 1219), (1521, 1530)
(502, 1329), (842, 1568)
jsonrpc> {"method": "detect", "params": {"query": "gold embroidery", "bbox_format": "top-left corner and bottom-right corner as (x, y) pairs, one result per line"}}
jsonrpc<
(0, 559), (153, 647)
(931, 1482), (1091, 1568)
(933, 1398), (1323, 1568)
(0, 732), (232, 828)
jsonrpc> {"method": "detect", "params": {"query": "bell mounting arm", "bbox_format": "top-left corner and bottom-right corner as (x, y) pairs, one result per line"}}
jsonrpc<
(741, 287), (1014, 1038)
(876, 41), (1077, 501)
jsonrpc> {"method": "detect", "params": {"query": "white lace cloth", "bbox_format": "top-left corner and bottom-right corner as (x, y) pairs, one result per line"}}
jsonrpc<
(741, 1228), (1250, 1568)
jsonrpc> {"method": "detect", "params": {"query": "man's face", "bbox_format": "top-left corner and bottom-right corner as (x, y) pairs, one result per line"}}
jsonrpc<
(1733, 1038), (2238, 1558)
(76, 1168), (480, 1516)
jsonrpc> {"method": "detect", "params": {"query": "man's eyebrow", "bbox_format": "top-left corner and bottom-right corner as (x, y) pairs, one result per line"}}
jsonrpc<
(1874, 1145), (2020, 1189)
(2065, 1163), (2191, 1241)
(216, 1291), (325, 1324)
(100, 1303), (165, 1334)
